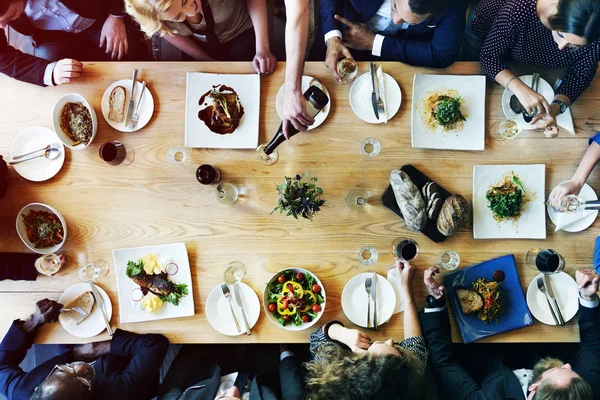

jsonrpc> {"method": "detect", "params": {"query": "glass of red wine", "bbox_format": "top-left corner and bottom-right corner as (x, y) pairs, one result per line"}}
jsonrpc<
(392, 238), (420, 262)
(99, 141), (134, 166)
(525, 248), (565, 274)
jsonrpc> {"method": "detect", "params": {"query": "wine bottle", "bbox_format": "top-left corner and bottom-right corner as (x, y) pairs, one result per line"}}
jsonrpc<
(263, 85), (330, 155)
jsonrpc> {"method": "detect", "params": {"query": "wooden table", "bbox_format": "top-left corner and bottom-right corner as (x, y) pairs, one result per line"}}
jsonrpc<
(0, 62), (599, 344)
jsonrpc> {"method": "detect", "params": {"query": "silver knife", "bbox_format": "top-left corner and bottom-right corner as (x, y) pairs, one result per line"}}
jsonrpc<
(89, 283), (113, 336)
(369, 62), (379, 120)
(371, 272), (378, 330)
(543, 275), (565, 326)
(233, 283), (251, 335)
(125, 69), (138, 126)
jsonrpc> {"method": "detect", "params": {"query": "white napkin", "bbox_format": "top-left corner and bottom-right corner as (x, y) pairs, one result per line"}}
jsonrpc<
(387, 268), (405, 314)
(553, 209), (595, 232)
(376, 66), (388, 123)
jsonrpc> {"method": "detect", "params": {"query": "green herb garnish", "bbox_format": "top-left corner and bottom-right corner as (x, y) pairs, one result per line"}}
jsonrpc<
(126, 260), (144, 277)
(211, 90), (231, 119)
(159, 283), (188, 306)
(434, 96), (466, 126)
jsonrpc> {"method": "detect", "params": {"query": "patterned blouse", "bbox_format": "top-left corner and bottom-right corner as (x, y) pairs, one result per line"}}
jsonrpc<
(471, 0), (600, 103)
(309, 322), (429, 375)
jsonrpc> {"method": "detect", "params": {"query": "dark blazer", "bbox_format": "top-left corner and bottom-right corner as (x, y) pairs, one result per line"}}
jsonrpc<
(319, 0), (467, 68)
(0, 324), (168, 400)
(0, 254), (38, 281)
(421, 305), (600, 399)
(0, 155), (7, 199)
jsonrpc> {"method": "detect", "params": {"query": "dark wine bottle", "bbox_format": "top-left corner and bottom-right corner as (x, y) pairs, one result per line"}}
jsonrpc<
(263, 85), (330, 155)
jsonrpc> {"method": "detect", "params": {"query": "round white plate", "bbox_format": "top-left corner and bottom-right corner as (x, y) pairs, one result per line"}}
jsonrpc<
(349, 72), (401, 124)
(501, 75), (553, 130)
(9, 127), (65, 182)
(275, 75), (331, 130)
(101, 80), (154, 132)
(16, 203), (67, 254)
(342, 273), (396, 328)
(206, 282), (260, 336)
(58, 283), (112, 338)
(526, 272), (578, 325)
(547, 183), (598, 232)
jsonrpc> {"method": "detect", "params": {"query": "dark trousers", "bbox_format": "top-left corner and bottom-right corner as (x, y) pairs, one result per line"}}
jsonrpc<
(183, 27), (257, 61)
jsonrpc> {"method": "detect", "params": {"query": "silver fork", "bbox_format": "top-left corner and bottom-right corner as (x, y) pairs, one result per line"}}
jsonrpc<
(364, 276), (372, 328)
(60, 307), (87, 316)
(536, 277), (559, 325)
(376, 96), (385, 120)
(128, 80), (147, 130)
(221, 283), (241, 333)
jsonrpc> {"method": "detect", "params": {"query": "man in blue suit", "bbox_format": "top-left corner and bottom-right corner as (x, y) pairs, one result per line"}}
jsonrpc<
(319, 0), (467, 82)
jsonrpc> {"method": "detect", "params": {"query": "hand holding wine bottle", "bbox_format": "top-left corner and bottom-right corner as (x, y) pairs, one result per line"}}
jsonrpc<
(282, 87), (315, 138)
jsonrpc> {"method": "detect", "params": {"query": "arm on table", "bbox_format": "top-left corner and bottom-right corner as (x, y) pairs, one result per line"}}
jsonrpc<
(247, 0), (277, 74)
(0, 253), (38, 281)
(0, 30), (51, 86)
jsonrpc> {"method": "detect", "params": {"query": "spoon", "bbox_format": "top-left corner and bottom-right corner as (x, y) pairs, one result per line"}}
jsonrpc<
(12, 142), (61, 160)
(9, 148), (60, 165)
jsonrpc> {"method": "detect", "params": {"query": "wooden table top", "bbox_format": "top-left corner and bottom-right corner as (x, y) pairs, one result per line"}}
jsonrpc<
(0, 61), (599, 344)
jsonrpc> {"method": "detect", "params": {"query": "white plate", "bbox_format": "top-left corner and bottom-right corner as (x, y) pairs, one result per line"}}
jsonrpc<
(53, 93), (98, 149)
(547, 183), (598, 232)
(349, 72), (401, 124)
(101, 80), (154, 132)
(113, 243), (195, 323)
(473, 164), (546, 239)
(16, 203), (67, 254)
(526, 272), (578, 325)
(185, 72), (259, 148)
(275, 75), (331, 130)
(9, 127), (65, 182)
(411, 74), (485, 150)
(206, 282), (260, 336)
(342, 273), (396, 328)
(58, 283), (112, 338)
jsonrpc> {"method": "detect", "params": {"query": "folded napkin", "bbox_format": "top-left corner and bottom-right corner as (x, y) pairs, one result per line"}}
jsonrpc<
(377, 66), (388, 123)
(553, 209), (595, 232)
(387, 268), (405, 314)
(355, 67), (388, 122)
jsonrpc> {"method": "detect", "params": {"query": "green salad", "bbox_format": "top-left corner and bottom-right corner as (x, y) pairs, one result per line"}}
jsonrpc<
(434, 96), (466, 127)
(267, 270), (325, 327)
(486, 174), (524, 221)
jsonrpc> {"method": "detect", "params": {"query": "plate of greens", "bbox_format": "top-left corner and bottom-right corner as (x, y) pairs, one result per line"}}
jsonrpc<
(411, 74), (485, 151)
(473, 165), (546, 239)
(263, 268), (326, 331)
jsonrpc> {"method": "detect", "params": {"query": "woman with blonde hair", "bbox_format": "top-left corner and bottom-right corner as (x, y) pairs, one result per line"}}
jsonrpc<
(125, 0), (277, 74)
(305, 260), (428, 400)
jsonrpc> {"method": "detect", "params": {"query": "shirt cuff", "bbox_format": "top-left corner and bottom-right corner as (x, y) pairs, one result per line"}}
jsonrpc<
(43, 62), (56, 87)
(372, 34), (385, 57)
(324, 30), (342, 45)
(589, 132), (600, 147)
(424, 307), (446, 313)
(280, 351), (295, 361)
(579, 294), (599, 308)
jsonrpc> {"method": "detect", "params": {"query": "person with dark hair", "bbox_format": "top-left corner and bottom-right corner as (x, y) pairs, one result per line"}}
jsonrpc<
(463, 0), (600, 134)
(317, 0), (467, 82)
(304, 260), (428, 400)
(0, 298), (169, 400)
(421, 266), (600, 400)
(0, 0), (150, 87)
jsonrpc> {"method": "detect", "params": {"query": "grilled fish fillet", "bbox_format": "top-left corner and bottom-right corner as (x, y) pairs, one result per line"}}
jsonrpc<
(456, 289), (483, 315)
(131, 272), (175, 296)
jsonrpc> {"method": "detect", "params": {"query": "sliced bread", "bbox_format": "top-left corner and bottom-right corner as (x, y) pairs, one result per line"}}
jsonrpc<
(60, 291), (95, 325)
(108, 86), (126, 122)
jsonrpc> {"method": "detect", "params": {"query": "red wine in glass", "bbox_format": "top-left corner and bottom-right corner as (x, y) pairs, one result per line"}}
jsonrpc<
(536, 249), (565, 274)
(99, 141), (126, 166)
(392, 238), (420, 261)
(196, 164), (221, 185)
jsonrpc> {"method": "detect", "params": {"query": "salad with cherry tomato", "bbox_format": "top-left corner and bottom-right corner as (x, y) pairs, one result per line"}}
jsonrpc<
(267, 269), (325, 327)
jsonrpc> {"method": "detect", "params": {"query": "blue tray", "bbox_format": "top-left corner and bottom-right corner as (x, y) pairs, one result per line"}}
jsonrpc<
(444, 254), (533, 343)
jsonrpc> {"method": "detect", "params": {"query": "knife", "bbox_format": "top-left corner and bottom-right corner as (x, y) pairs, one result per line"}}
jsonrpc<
(543, 275), (565, 326)
(371, 272), (378, 330)
(233, 283), (251, 335)
(89, 283), (113, 336)
(125, 69), (138, 126)
(368, 62), (379, 120)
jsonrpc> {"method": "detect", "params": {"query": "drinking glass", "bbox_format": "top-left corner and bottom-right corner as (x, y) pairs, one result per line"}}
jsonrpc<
(166, 146), (187, 165)
(490, 119), (522, 140)
(358, 246), (378, 266)
(440, 250), (460, 271)
(223, 261), (246, 284)
(392, 238), (420, 261)
(79, 261), (109, 282)
(35, 254), (62, 276)
(216, 183), (239, 205)
(344, 189), (367, 210)
(361, 137), (381, 157)
(256, 144), (278, 166)
(99, 140), (134, 166)
(337, 58), (358, 85)
(525, 248), (565, 274)
(558, 194), (586, 213)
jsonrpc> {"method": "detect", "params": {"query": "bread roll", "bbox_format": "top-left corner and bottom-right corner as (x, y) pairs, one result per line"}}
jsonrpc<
(108, 86), (126, 122)
(436, 194), (469, 236)
(390, 170), (427, 232)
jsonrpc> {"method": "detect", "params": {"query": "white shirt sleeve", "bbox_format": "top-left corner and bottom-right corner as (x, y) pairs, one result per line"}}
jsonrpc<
(371, 34), (385, 57)
(280, 351), (295, 361)
(579, 294), (600, 308)
(43, 62), (56, 86)
(424, 307), (446, 313)
(324, 30), (342, 45)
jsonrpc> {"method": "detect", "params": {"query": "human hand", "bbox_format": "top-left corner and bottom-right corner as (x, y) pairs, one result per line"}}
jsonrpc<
(52, 59), (83, 85)
(395, 260), (415, 294)
(325, 36), (353, 83)
(253, 51), (277, 75)
(100, 15), (129, 60)
(531, 112), (559, 137)
(22, 299), (62, 333)
(548, 180), (583, 210)
(334, 15), (376, 52)
(423, 266), (446, 299)
(514, 85), (551, 117)
(281, 88), (314, 138)
(576, 269), (599, 302)
(330, 325), (371, 354)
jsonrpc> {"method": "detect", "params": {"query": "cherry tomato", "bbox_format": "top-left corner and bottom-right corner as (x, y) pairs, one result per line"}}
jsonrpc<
(311, 284), (321, 293)
(268, 303), (276, 313)
(283, 315), (291, 322)
(295, 272), (305, 282)
(278, 275), (286, 284)
(302, 314), (310, 323)
(312, 304), (322, 313)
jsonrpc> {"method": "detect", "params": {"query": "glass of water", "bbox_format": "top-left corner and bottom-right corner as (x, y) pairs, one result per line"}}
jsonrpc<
(361, 137), (381, 157)
(35, 254), (62, 276)
(216, 183), (239, 205)
(344, 189), (367, 210)
(440, 250), (460, 271)
(491, 119), (522, 140)
(79, 261), (109, 282)
(358, 246), (378, 266)
(223, 261), (246, 284)
(166, 146), (187, 165)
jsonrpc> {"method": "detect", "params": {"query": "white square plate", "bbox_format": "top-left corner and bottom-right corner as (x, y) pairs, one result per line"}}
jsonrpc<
(113, 243), (195, 323)
(185, 72), (260, 148)
(411, 74), (486, 151)
(473, 164), (546, 239)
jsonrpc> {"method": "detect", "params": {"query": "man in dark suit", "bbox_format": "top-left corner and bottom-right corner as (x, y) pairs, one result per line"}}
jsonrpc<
(0, 0), (149, 86)
(0, 298), (169, 399)
(318, 0), (467, 82)
(420, 266), (600, 400)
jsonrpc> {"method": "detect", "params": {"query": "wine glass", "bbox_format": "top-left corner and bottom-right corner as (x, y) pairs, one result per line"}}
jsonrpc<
(256, 144), (279, 166)
(223, 261), (246, 284)
(79, 261), (109, 282)
(216, 183), (239, 205)
(525, 248), (565, 274)
(35, 254), (62, 276)
(490, 119), (522, 140)
(337, 58), (358, 85)
(344, 189), (367, 210)
(392, 238), (420, 261)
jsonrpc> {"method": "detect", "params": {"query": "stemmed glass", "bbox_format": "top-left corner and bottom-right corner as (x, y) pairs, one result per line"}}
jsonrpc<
(490, 119), (522, 140)
(223, 261), (246, 284)
(256, 144), (278, 166)
(79, 261), (109, 282)
(216, 183), (239, 205)
(344, 189), (367, 210)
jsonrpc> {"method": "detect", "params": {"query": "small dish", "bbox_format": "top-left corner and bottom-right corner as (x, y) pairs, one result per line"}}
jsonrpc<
(526, 272), (578, 325)
(16, 203), (67, 254)
(341, 273), (396, 328)
(275, 76), (331, 130)
(58, 282), (112, 338)
(53, 93), (97, 149)
(206, 282), (260, 336)
(102, 79), (154, 132)
(9, 126), (65, 182)
(349, 72), (401, 124)
(547, 183), (598, 233)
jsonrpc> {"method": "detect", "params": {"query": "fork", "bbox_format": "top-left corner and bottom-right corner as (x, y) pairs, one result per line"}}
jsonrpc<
(364, 276), (372, 328)
(128, 80), (147, 130)
(376, 95), (385, 121)
(536, 277), (559, 325)
(60, 307), (87, 316)
(221, 283), (241, 333)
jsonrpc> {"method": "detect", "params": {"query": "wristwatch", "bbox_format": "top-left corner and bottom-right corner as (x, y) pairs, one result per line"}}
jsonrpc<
(552, 99), (568, 114)
(425, 295), (446, 309)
